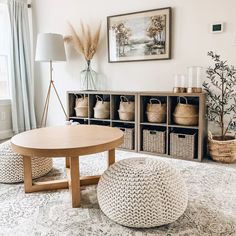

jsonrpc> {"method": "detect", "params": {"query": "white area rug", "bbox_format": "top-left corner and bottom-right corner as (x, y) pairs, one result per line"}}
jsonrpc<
(0, 151), (236, 236)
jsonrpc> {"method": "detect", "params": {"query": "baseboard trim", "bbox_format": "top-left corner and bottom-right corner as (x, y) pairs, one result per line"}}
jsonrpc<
(0, 129), (13, 140)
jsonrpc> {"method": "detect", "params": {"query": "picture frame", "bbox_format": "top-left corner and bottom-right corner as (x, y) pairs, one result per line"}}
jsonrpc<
(107, 7), (171, 63)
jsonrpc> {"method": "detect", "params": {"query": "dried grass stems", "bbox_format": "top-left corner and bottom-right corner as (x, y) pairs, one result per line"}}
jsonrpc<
(64, 21), (101, 61)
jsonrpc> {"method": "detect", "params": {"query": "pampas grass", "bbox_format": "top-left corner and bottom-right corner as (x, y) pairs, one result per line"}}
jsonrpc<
(64, 21), (101, 61)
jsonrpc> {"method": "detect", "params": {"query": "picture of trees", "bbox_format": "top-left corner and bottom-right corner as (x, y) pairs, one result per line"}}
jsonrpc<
(107, 8), (171, 62)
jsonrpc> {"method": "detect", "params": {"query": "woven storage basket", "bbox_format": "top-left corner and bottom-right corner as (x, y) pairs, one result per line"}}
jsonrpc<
(170, 131), (196, 159)
(146, 99), (167, 123)
(117, 127), (134, 150)
(94, 95), (110, 119)
(118, 96), (135, 121)
(143, 129), (166, 154)
(75, 107), (88, 117)
(74, 95), (88, 117)
(208, 132), (236, 163)
(173, 97), (199, 126)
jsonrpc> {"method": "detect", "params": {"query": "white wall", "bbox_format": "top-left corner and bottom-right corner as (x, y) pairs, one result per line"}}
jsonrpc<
(32, 0), (236, 126)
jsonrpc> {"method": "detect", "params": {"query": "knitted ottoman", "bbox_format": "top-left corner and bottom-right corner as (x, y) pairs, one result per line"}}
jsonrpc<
(0, 141), (53, 183)
(97, 157), (188, 228)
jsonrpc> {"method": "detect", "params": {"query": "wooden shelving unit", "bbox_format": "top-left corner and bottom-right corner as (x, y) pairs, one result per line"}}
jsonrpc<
(138, 92), (207, 162)
(67, 91), (138, 152)
(67, 90), (207, 161)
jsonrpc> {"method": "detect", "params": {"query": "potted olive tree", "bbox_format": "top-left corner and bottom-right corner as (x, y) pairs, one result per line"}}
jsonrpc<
(203, 51), (236, 163)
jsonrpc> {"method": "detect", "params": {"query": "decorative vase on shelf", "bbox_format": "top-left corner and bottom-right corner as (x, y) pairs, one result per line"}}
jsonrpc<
(80, 60), (97, 91)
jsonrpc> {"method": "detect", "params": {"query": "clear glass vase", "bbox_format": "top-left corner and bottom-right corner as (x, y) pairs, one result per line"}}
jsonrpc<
(80, 60), (97, 91)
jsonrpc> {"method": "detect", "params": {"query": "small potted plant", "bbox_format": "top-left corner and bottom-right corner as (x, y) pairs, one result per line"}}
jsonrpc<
(203, 51), (236, 163)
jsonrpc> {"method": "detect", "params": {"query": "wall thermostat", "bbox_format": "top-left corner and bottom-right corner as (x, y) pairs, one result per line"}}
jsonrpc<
(210, 22), (224, 33)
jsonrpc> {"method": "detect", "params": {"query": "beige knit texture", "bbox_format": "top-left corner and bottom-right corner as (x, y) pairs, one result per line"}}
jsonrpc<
(97, 157), (188, 228)
(0, 141), (53, 183)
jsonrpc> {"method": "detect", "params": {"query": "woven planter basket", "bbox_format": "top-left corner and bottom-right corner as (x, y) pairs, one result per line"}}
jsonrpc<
(118, 96), (135, 121)
(208, 132), (236, 163)
(93, 95), (110, 119)
(173, 97), (199, 126)
(74, 95), (88, 117)
(146, 99), (167, 123)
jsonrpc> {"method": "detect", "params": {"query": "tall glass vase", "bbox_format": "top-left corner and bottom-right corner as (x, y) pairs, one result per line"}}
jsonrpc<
(80, 60), (97, 90)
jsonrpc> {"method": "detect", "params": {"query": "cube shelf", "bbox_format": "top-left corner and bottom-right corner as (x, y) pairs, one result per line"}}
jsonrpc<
(67, 91), (138, 152)
(67, 91), (207, 161)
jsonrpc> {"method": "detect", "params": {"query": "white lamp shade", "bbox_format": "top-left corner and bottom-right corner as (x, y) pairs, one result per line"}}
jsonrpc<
(35, 33), (66, 62)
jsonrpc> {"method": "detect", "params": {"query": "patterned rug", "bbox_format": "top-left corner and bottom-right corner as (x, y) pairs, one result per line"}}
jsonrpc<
(0, 151), (236, 236)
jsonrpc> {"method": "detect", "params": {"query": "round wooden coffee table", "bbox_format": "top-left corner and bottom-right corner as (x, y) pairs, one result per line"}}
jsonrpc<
(11, 125), (124, 208)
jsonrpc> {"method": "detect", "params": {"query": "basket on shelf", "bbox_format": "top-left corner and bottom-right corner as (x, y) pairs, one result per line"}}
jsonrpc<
(170, 131), (196, 159)
(143, 129), (166, 154)
(146, 98), (167, 123)
(173, 96), (199, 126)
(117, 127), (134, 150)
(93, 95), (110, 119)
(118, 96), (135, 121)
(74, 94), (88, 118)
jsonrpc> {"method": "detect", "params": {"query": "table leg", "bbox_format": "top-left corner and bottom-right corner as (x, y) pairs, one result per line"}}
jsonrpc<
(70, 157), (80, 208)
(23, 156), (33, 193)
(108, 149), (115, 166)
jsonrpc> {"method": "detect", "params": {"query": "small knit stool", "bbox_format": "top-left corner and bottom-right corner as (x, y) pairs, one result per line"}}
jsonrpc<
(0, 141), (53, 183)
(97, 157), (188, 228)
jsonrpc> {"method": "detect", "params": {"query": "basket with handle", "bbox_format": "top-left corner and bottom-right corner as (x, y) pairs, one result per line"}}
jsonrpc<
(173, 96), (199, 126)
(117, 127), (134, 150)
(74, 94), (88, 117)
(170, 131), (196, 159)
(118, 96), (135, 121)
(143, 129), (166, 154)
(94, 95), (110, 119)
(146, 98), (167, 123)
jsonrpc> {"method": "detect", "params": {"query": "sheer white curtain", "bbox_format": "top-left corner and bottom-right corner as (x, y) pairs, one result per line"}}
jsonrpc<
(0, 3), (11, 99)
(0, 0), (36, 133)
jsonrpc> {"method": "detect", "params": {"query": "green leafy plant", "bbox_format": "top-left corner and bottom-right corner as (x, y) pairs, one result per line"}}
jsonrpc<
(203, 51), (236, 140)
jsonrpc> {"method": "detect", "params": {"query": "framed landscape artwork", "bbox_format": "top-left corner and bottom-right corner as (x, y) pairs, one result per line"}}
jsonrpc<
(107, 7), (171, 63)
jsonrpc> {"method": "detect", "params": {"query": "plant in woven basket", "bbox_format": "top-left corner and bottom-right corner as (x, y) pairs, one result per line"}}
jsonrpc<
(64, 22), (101, 90)
(203, 51), (236, 163)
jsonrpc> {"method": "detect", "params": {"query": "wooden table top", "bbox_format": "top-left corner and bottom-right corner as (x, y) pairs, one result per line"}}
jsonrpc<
(11, 125), (124, 157)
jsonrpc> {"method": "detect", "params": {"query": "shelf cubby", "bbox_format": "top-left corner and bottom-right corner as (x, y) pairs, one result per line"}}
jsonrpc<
(168, 127), (199, 160)
(68, 92), (89, 118)
(111, 94), (136, 121)
(89, 93), (111, 119)
(168, 96), (199, 126)
(139, 124), (167, 155)
(139, 95), (167, 124)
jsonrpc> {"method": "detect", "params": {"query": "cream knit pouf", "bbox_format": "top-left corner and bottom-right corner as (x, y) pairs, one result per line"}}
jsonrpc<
(0, 141), (53, 183)
(97, 157), (188, 228)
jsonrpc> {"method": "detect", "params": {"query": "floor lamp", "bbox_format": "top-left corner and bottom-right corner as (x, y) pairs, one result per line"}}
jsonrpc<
(35, 33), (69, 127)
